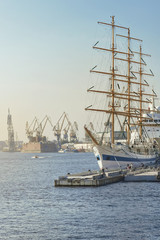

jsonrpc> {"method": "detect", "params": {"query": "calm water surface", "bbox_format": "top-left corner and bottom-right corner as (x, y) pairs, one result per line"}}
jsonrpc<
(0, 152), (159, 240)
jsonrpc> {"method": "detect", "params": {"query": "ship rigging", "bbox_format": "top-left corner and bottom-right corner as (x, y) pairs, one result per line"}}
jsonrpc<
(85, 16), (159, 170)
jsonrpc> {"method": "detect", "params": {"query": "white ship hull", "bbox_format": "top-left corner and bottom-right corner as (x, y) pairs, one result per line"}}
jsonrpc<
(93, 145), (157, 170)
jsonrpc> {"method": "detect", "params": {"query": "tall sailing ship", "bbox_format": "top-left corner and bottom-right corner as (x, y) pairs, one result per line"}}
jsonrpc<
(85, 16), (159, 170)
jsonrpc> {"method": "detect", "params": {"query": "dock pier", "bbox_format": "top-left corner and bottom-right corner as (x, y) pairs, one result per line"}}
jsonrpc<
(54, 166), (160, 187)
(54, 170), (124, 187)
(124, 168), (160, 182)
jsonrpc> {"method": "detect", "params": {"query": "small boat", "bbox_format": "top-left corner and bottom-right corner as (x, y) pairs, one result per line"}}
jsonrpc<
(58, 149), (65, 153)
(32, 155), (39, 159)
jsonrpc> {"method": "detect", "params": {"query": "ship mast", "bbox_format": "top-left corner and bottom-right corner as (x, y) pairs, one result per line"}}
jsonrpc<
(127, 28), (131, 144)
(85, 17), (156, 146)
(131, 47), (153, 137)
(139, 45), (143, 138)
(111, 16), (115, 144)
(116, 30), (143, 144)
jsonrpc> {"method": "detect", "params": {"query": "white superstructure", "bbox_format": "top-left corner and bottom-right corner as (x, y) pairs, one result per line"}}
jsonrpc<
(143, 105), (160, 139)
(131, 100), (160, 144)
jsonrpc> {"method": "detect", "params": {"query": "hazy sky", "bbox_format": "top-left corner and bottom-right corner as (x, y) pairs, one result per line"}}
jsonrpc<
(0, 0), (160, 141)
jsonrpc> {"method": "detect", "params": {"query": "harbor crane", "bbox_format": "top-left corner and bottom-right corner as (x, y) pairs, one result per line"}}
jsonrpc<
(53, 112), (71, 147)
(63, 122), (71, 143)
(53, 112), (78, 147)
(70, 121), (78, 142)
(25, 117), (40, 142)
(26, 116), (54, 142)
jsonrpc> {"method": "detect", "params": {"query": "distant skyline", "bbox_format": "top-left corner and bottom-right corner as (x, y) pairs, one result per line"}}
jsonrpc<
(0, 0), (160, 141)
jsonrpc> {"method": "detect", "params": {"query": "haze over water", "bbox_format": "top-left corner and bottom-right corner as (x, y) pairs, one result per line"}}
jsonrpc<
(0, 152), (159, 240)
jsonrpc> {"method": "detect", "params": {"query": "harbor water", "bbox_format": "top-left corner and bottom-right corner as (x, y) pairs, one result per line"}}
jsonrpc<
(0, 152), (160, 240)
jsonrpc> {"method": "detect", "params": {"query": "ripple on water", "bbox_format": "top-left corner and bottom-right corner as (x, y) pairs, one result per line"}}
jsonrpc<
(0, 152), (159, 240)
